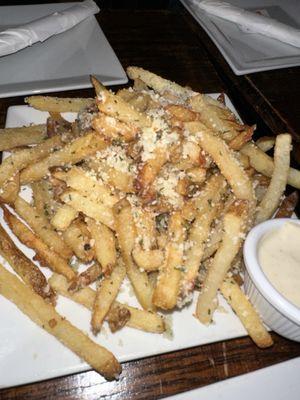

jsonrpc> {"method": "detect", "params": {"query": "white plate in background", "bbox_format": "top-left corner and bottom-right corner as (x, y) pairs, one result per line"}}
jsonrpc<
(0, 3), (127, 98)
(165, 357), (300, 399)
(0, 96), (253, 389)
(180, 0), (300, 75)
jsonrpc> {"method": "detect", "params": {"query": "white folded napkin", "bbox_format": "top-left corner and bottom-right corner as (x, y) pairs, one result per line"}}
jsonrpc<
(0, 0), (100, 57)
(191, 0), (300, 48)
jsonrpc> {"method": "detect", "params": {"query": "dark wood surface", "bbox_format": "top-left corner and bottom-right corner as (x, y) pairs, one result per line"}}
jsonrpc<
(1, 4), (300, 400)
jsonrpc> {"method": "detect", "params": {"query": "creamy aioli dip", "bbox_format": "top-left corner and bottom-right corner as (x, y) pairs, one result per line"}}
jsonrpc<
(258, 222), (300, 308)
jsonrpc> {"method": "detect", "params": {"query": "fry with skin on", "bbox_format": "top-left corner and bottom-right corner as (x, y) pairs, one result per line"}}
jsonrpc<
(0, 221), (56, 304)
(221, 276), (273, 348)
(91, 261), (126, 334)
(153, 211), (184, 310)
(14, 196), (73, 260)
(196, 200), (248, 324)
(31, 179), (58, 219)
(25, 96), (94, 112)
(86, 218), (116, 276)
(49, 273), (165, 334)
(0, 135), (62, 188)
(68, 263), (102, 292)
(256, 134), (291, 224)
(114, 199), (154, 310)
(0, 124), (47, 151)
(274, 191), (299, 218)
(3, 208), (76, 281)
(63, 218), (95, 263)
(20, 132), (107, 184)
(0, 264), (121, 380)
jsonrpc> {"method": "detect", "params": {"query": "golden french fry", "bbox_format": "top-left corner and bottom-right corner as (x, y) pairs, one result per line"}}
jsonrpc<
(274, 191), (299, 218)
(114, 199), (154, 310)
(93, 113), (138, 142)
(153, 211), (184, 310)
(50, 204), (78, 231)
(20, 132), (107, 184)
(63, 218), (95, 263)
(0, 135), (62, 188)
(0, 173), (20, 203)
(86, 218), (116, 275)
(31, 179), (58, 219)
(68, 263), (102, 292)
(4, 208), (76, 281)
(14, 196), (73, 260)
(0, 219), (56, 304)
(196, 201), (248, 324)
(256, 134), (291, 224)
(25, 96), (94, 112)
(132, 247), (164, 272)
(61, 190), (115, 230)
(221, 276), (273, 348)
(91, 261), (126, 334)
(0, 124), (47, 151)
(49, 273), (165, 333)
(0, 264), (121, 380)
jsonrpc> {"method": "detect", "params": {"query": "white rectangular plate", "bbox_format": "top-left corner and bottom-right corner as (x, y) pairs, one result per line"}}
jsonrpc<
(0, 95), (249, 389)
(165, 357), (300, 400)
(180, 0), (300, 75)
(0, 3), (127, 98)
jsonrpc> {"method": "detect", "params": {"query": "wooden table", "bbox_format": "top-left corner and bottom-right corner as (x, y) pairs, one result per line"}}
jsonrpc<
(1, 3), (300, 399)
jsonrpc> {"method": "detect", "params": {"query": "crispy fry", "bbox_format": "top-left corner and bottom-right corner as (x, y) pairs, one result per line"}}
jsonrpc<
(256, 136), (275, 152)
(63, 218), (95, 263)
(114, 199), (154, 310)
(0, 219), (56, 304)
(0, 173), (20, 203)
(91, 261), (126, 334)
(221, 277), (273, 348)
(196, 201), (248, 324)
(0, 135), (62, 188)
(49, 273), (165, 333)
(132, 247), (164, 272)
(14, 196), (72, 260)
(256, 134), (291, 224)
(20, 132), (107, 184)
(274, 191), (299, 218)
(50, 204), (78, 231)
(25, 96), (94, 112)
(4, 208), (76, 281)
(86, 218), (116, 275)
(68, 263), (102, 292)
(0, 264), (121, 380)
(93, 113), (138, 142)
(31, 179), (58, 218)
(0, 124), (47, 151)
(153, 211), (184, 310)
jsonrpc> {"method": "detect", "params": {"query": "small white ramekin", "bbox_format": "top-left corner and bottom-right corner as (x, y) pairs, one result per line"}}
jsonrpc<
(243, 218), (300, 342)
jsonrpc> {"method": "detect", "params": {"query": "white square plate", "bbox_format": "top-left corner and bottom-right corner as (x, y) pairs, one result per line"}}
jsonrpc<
(0, 95), (249, 389)
(0, 2), (127, 98)
(180, 0), (300, 75)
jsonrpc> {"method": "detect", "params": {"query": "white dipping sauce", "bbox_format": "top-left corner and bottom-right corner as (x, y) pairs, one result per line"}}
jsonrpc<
(258, 222), (300, 308)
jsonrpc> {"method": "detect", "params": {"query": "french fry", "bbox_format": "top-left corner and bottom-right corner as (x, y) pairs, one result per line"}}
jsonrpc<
(241, 141), (300, 189)
(25, 96), (94, 113)
(256, 134), (291, 224)
(132, 247), (164, 272)
(68, 263), (102, 292)
(152, 211), (184, 310)
(0, 221), (56, 304)
(20, 132), (107, 184)
(14, 196), (73, 260)
(117, 87), (152, 112)
(53, 167), (119, 208)
(0, 135), (62, 188)
(114, 199), (154, 310)
(0, 264), (121, 380)
(49, 273), (165, 333)
(0, 173), (20, 203)
(31, 179), (58, 219)
(93, 113), (138, 142)
(61, 190), (115, 230)
(63, 218), (95, 263)
(274, 191), (299, 218)
(196, 201), (248, 324)
(186, 122), (254, 201)
(91, 261), (126, 334)
(256, 136), (275, 152)
(0, 124), (47, 151)
(86, 218), (116, 275)
(221, 276), (273, 348)
(50, 204), (78, 231)
(4, 208), (76, 281)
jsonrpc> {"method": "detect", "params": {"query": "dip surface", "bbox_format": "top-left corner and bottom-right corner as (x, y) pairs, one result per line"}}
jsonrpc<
(258, 222), (300, 308)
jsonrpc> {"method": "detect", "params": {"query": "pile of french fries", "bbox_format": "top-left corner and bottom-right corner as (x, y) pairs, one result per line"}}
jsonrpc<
(0, 67), (299, 380)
